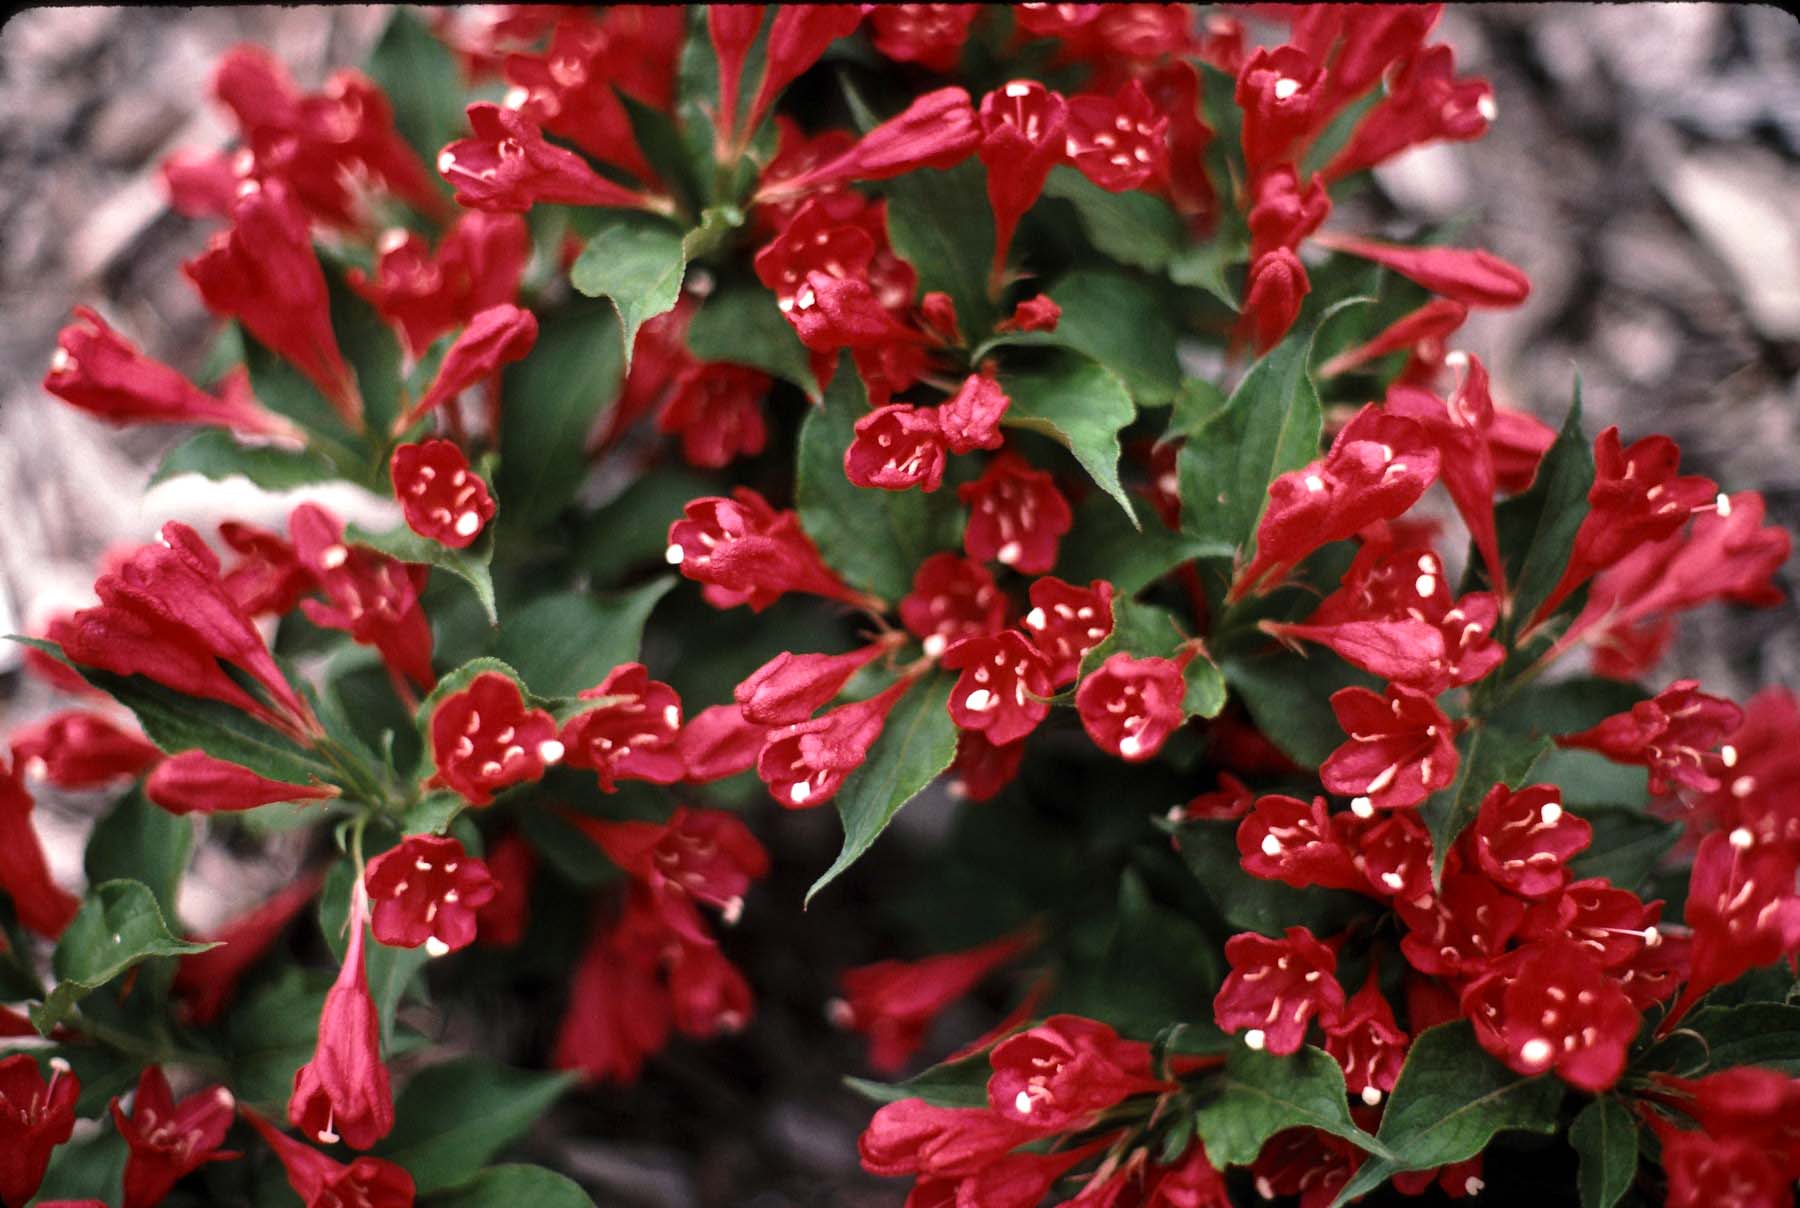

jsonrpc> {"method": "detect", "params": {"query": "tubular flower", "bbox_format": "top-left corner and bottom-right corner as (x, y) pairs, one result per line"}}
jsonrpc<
(347, 212), (530, 356)
(736, 644), (890, 727)
(560, 663), (685, 791)
(1671, 828), (1800, 1022)
(869, 5), (980, 73)
(1323, 43), (1495, 183)
(667, 488), (872, 612)
(1065, 78), (1169, 192)
(656, 363), (771, 469)
(1319, 685), (1461, 811)
(289, 884), (394, 1150)
(978, 80), (1069, 277)
(1384, 351), (1507, 587)
(110, 1068), (238, 1208)
(900, 554), (1008, 657)
(1314, 231), (1530, 308)
(1236, 794), (1365, 893)
(146, 750), (338, 815)
(1490, 940), (1639, 1091)
(1319, 298), (1469, 381)
(245, 1110), (414, 1208)
(363, 835), (497, 956)
(219, 520), (314, 618)
(1559, 680), (1744, 795)
(500, 18), (661, 182)
(0, 1055), (80, 1208)
(437, 102), (664, 213)
(1213, 927), (1345, 1054)
(1021, 576), (1113, 685)
(830, 932), (1033, 1073)
(1470, 783), (1591, 899)
(1247, 165), (1331, 262)
(552, 909), (672, 1085)
(570, 806), (768, 937)
(398, 303), (538, 429)
(1235, 45), (1326, 181)
(759, 678), (920, 808)
(858, 1098), (1044, 1180)
(1075, 651), (1189, 762)
(938, 373), (1010, 454)
(942, 631), (1056, 746)
(426, 671), (563, 806)
(846, 404), (950, 491)
(1, 754), (81, 939)
(988, 1015), (1164, 1129)
(7, 710), (160, 789)
(390, 440), (497, 550)
(745, 6), (864, 135)
(959, 452), (1074, 574)
(474, 833), (534, 948)
(1395, 871), (1525, 977)
(678, 704), (773, 783)
(948, 730), (1027, 802)
(1323, 974), (1409, 1107)
(289, 503), (436, 693)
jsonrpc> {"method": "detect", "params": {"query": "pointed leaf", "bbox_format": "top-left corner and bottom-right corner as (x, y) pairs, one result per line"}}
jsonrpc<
(1570, 1097), (1639, 1208)
(150, 429), (341, 492)
(1043, 165), (1186, 273)
(884, 161), (995, 337)
(366, 7), (466, 176)
(427, 1165), (596, 1208)
(32, 880), (214, 1032)
(1182, 655), (1227, 720)
(375, 1058), (577, 1193)
(569, 212), (688, 373)
(319, 860), (428, 1050)
(1000, 352), (1139, 522)
(983, 271), (1181, 406)
(1498, 379), (1593, 634)
(1681, 1001), (1800, 1074)
(1419, 725), (1553, 882)
(497, 298), (623, 529)
(685, 282), (819, 398)
(84, 792), (192, 921)
(494, 578), (674, 698)
(349, 522), (496, 624)
(1192, 1043), (1389, 1168)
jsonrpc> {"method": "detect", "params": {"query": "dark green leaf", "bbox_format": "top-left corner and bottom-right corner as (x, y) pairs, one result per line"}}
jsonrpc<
(1057, 496), (1230, 595)
(85, 792), (192, 920)
(1167, 238), (1243, 310)
(577, 469), (717, 586)
(1419, 725), (1553, 882)
(1000, 352), (1139, 521)
(494, 579), (674, 698)
(885, 161), (995, 337)
(1169, 817), (1375, 938)
(426, 1165), (596, 1208)
(1182, 656), (1227, 720)
(809, 674), (959, 904)
(1042, 165), (1186, 273)
(1329, 1023), (1564, 1206)
(376, 1058), (576, 1193)
(330, 265), (405, 436)
(1568, 803), (1680, 890)
(845, 1051), (992, 1109)
(1192, 1044), (1388, 1168)
(366, 8), (467, 178)
(1570, 1096), (1639, 1208)
(1163, 378), (1229, 442)
(796, 355), (961, 603)
(1221, 648), (1379, 770)
(570, 212), (688, 373)
(33, 880), (214, 1032)
(228, 967), (332, 1106)
(28, 1123), (128, 1206)
(685, 282), (819, 398)
(1499, 379), (1593, 634)
(348, 522), (497, 625)
(150, 429), (341, 491)
(240, 330), (369, 474)
(989, 271), (1181, 406)
(1492, 677), (1647, 738)
(497, 298), (624, 529)
(1683, 1001), (1800, 1074)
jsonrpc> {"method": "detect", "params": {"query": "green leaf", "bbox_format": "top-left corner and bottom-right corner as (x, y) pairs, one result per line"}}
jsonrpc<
(28, 1122), (128, 1206)
(1000, 352), (1139, 522)
(1169, 817), (1375, 939)
(150, 429), (341, 491)
(987, 271), (1181, 406)
(84, 792), (192, 920)
(569, 212), (688, 373)
(366, 7), (467, 178)
(1164, 377), (1229, 443)
(1042, 165), (1186, 273)
(1682, 1001), (1800, 1074)
(1419, 725), (1554, 882)
(1057, 496), (1230, 595)
(1192, 1044), (1388, 1168)
(239, 329), (368, 472)
(1570, 1097), (1639, 1208)
(1568, 803), (1680, 890)
(375, 1058), (576, 1194)
(401, 791), (467, 838)
(845, 1051), (992, 1109)
(227, 967), (331, 1106)
(32, 880), (214, 1032)
(1221, 648), (1379, 770)
(426, 1165), (596, 1208)
(682, 203), (745, 259)
(330, 264), (405, 436)
(348, 522), (497, 625)
(685, 282), (819, 398)
(1328, 1023), (1564, 1206)
(1499, 379), (1593, 633)
(808, 673), (958, 904)
(796, 355), (961, 603)
(885, 161), (995, 337)
(494, 579), (674, 698)
(576, 468), (717, 587)
(497, 298), (624, 529)
(319, 861), (428, 1049)
(1167, 238), (1243, 310)
(1182, 655), (1227, 720)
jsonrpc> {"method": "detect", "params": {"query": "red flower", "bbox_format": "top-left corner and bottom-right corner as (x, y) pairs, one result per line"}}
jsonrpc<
(8, 710), (159, 789)
(759, 87), (979, 199)
(183, 178), (359, 427)
(959, 452), (1073, 574)
(110, 1067), (238, 1208)
(1235, 45), (1326, 180)
(552, 910), (671, 1084)
(290, 504), (436, 693)
(44, 307), (299, 439)
(1660, 1129), (1792, 1208)
(1560, 680), (1742, 796)
(0, 756), (86, 938)
(1323, 44), (1495, 183)
(437, 102), (662, 213)
(146, 750), (338, 816)
(363, 835), (497, 956)
(667, 488), (872, 611)
(858, 1099), (1041, 1179)
(988, 1014), (1163, 1129)
(0, 1055), (80, 1208)
(656, 363), (771, 469)
(398, 303), (538, 429)
(288, 884), (394, 1149)
(846, 404), (949, 491)
(1021, 575), (1113, 685)
(1320, 685), (1461, 811)
(1075, 652), (1189, 762)
(745, 6), (864, 134)
(1396, 870), (1524, 977)
(948, 730), (1027, 802)
(1660, 1066), (1800, 1176)
(427, 671), (563, 806)
(707, 6), (764, 148)
(942, 631), (1056, 746)
(758, 678), (918, 808)
(1323, 974), (1408, 1107)
(1248, 165), (1331, 262)
(1520, 878), (1664, 972)
(1065, 79), (1169, 192)
(560, 663), (685, 792)
(1470, 783), (1591, 899)
(1673, 828), (1800, 1022)
(830, 932), (1032, 1073)
(1231, 406), (1441, 599)
(1349, 807), (1435, 901)
(173, 868), (326, 1025)
(870, 5), (980, 73)
(390, 440), (497, 550)
(936, 372), (1010, 455)
(348, 212), (530, 356)
(994, 294), (1062, 333)
(1241, 248), (1311, 353)
(1213, 927), (1345, 1054)
(244, 1110), (414, 1208)
(219, 520), (314, 618)
(1249, 1128), (1363, 1208)
(900, 554), (1008, 657)
(475, 834), (534, 948)
(667, 937), (754, 1038)
(736, 643), (889, 726)
(978, 80), (1069, 277)
(1384, 352), (1508, 586)
(1315, 231), (1530, 308)
(1319, 298), (1468, 381)
(1237, 794), (1365, 893)
(677, 704), (771, 783)
(569, 805), (768, 939)
(501, 19), (660, 182)
(1490, 940), (1638, 1091)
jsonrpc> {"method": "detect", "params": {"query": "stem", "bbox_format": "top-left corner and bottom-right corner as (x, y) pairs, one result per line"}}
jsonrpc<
(75, 1016), (230, 1079)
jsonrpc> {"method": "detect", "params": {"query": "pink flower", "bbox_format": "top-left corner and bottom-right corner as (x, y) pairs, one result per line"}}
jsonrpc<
(1560, 680), (1743, 795)
(1075, 652), (1189, 761)
(288, 885), (394, 1149)
(978, 80), (1069, 277)
(111, 1068), (238, 1208)
(1324, 44), (1495, 183)
(398, 303), (538, 430)
(1235, 45), (1326, 180)
(1469, 783), (1591, 899)
(245, 1109), (414, 1208)
(426, 671), (562, 806)
(677, 704), (772, 783)
(348, 213), (529, 356)
(1237, 794), (1365, 893)
(475, 834), (534, 948)
(736, 644), (890, 726)
(994, 294), (1062, 334)
(1396, 871), (1524, 977)
(668, 488), (871, 611)
(390, 440), (497, 550)
(1323, 974), (1408, 1107)
(1248, 165), (1331, 262)
(942, 631), (1055, 746)
(363, 835), (497, 955)
(959, 452), (1074, 574)
(758, 679), (919, 808)
(1491, 941), (1638, 1091)
(146, 750), (338, 816)
(656, 363), (771, 469)
(1671, 829), (1800, 1023)
(869, 5), (980, 73)
(552, 909), (671, 1084)
(858, 1099), (1040, 1179)
(501, 19), (660, 182)
(568, 805), (767, 940)
(846, 404), (949, 491)
(1065, 79), (1168, 192)
(745, 6), (864, 134)
(560, 663), (686, 791)
(1213, 927), (1345, 1054)
(936, 373), (1010, 454)
(290, 504), (436, 693)
(1315, 231), (1530, 308)
(1320, 684), (1461, 811)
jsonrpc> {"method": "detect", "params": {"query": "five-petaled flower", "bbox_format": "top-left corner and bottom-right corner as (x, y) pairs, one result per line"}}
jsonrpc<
(364, 834), (498, 956)
(110, 1067), (238, 1208)
(427, 671), (563, 806)
(1213, 927), (1345, 1054)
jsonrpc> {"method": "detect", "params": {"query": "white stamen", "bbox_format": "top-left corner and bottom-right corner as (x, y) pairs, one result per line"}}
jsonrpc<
(1304, 474), (1325, 492)
(997, 541), (1023, 565)
(1025, 607), (1047, 630)
(789, 781), (811, 804)
(1519, 1038), (1553, 1067)
(1476, 94), (1497, 122)
(1730, 826), (1755, 849)
(454, 511), (482, 537)
(1243, 1028), (1267, 1050)
(1721, 744), (1738, 768)
(320, 544), (349, 570)
(1261, 834), (1283, 857)
(1361, 1085), (1383, 1106)
(1540, 801), (1562, 825)
(964, 688), (995, 712)
(437, 149), (457, 174)
(425, 936), (451, 957)
(537, 739), (565, 764)
(1351, 796), (1374, 818)
(1273, 77), (1301, 100)
(923, 633), (948, 657)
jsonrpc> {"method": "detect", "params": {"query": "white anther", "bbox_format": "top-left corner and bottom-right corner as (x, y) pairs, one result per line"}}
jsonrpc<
(1243, 1028), (1267, 1050)
(1730, 826), (1755, 849)
(320, 544), (349, 570)
(1476, 94), (1497, 122)
(665, 543), (686, 564)
(1261, 834), (1283, 857)
(964, 689), (995, 713)
(789, 781), (811, 805)
(1540, 801), (1562, 825)
(1025, 607), (1047, 630)
(425, 936), (451, 957)
(997, 541), (1023, 565)
(1519, 1038), (1553, 1067)
(1274, 77), (1301, 100)
(923, 633), (948, 657)
(437, 149), (457, 174)
(537, 739), (565, 764)
(1351, 796), (1374, 818)
(1304, 474), (1325, 492)
(1361, 1085), (1383, 1106)
(454, 511), (482, 537)
(1721, 744), (1738, 768)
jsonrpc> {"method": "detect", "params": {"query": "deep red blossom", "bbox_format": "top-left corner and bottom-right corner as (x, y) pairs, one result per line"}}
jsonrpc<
(427, 671), (562, 806)
(1065, 79), (1168, 192)
(707, 6), (763, 147)
(8, 710), (159, 789)
(677, 704), (771, 784)
(146, 750), (338, 816)
(364, 835), (497, 956)
(657, 363), (770, 469)
(988, 1015), (1163, 1129)
(501, 19), (660, 182)
(667, 488), (871, 611)
(1560, 680), (1743, 795)
(995, 294), (1062, 333)
(1021, 576), (1112, 685)
(560, 663), (685, 791)
(1238, 795), (1365, 893)
(937, 373), (1009, 454)
(831, 933), (1032, 1073)
(847, 404), (949, 491)
(1518, 878), (1665, 979)
(1075, 652), (1189, 762)
(1489, 940), (1638, 1091)
(1385, 352), (1509, 586)
(44, 306), (299, 438)
(959, 452), (1073, 573)
(1470, 783), (1591, 899)
(870, 5), (980, 73)
(666, 936), (754, 1038)
(219, 521), (313, 618)
(1241, 248), (1311, 353)
(1231, 406), (1441, 599)
(1319, 298), (1469, 382)
(244, 1110), (414, 1208)
(570, 806), (768, 938)
(1213, 927), (1345, 1054)
(858, 1098), (1041, 1180)
(348, 212), (529, 356)
(1660, 1127), (1793, 1208)
(289, 885), (393, 1149)
(1315, 231), (1530, 308)
(398, 303), (538, 429)
(0, 1055), (80, 1208)
(942, 631), (1055, 746)
(948, 731), (1027, 802)
(1687, 687), (1800, 852)
(1247, 165), (1331, 262)
(978, 80), (1069, 277)
(1012, 3), (1103, 39)
(111, 1067), (238, 1208)
(1671, 828), (1800, 1023)
(1323, 975), (1408, 1107)
(900, 554), (1008, 657)
(438, 102), (662, 213)
(1396, 870), (1524, 977)
(553, 907), (672, 1084)
(736, 644), (889, 726)
(1236, 45), (1326, 180)
(759, 678), (919, 808)
(745, 6), (864, 134)
(475, 834), (534, 948)
(758, 87), (979, 198)
(1659, 1066), (1800, 1177)
(173, 868), (326, 1025)
(1323, 43), (1495, 183)
(390, 440), (496, 549)
(290, 504), (436, 692)
(1320, 685), (1461, 811)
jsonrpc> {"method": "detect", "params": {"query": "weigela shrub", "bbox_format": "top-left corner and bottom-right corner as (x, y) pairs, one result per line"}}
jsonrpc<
(7, 5), (1798, 1207)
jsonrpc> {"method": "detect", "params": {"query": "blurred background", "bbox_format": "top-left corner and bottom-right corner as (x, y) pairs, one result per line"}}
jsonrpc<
(1, 6), (1798, 1205)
